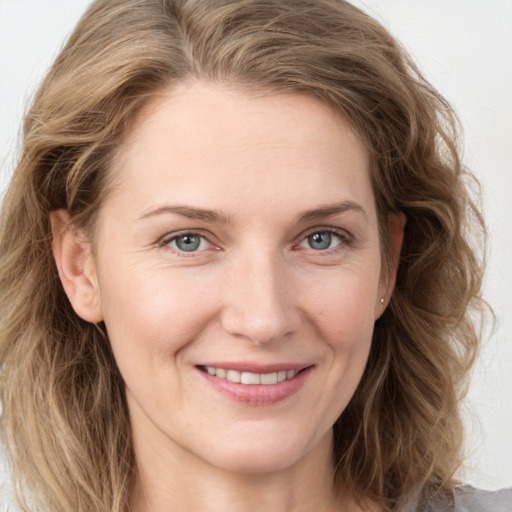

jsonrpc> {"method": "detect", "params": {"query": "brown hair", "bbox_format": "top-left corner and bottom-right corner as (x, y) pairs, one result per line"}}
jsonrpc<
(0, 0), (487, 510)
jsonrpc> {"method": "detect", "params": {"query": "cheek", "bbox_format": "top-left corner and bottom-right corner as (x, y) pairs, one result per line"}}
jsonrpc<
(302, 266), (380, 345)
(293, 268), (379, 430)
(97, 262), (220, 368)
(303, 266), (378, 398)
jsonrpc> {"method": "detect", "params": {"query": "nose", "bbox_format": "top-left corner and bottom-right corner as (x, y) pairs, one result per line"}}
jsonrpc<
(220, 251), (300, 345)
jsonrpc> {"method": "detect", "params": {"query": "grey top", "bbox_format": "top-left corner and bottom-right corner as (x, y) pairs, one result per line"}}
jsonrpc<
(452, 486), (511, 512)
(0, 486), (511, 510)
(425, 486), (512, 512)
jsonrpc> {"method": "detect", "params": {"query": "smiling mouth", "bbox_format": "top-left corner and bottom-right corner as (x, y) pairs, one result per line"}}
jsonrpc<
(198, 366), (302, 385)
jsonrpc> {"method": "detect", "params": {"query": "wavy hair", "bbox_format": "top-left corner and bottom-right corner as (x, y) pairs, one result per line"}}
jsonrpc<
(0, 0), (487, 510)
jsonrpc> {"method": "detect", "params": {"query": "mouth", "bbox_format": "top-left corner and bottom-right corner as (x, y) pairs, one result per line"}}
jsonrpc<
(198, 365), (302, 385)
(197, 363), (313, 405)
(196, 362), (315, 406)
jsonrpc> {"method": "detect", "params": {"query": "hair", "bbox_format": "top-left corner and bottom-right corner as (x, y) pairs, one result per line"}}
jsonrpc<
(0, 0), (487, 511)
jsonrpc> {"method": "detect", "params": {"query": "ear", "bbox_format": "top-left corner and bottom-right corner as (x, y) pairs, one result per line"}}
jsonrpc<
(50, 209), (103, 323)
(376, 211), (406, 315)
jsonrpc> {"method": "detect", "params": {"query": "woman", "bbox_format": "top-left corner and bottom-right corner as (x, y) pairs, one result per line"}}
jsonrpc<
(0, 0), (510, 511)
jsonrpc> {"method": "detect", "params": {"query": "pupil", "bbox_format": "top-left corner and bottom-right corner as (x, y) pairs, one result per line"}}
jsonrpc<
(309, 232), (331, 250)
(176, 235), (200, 252)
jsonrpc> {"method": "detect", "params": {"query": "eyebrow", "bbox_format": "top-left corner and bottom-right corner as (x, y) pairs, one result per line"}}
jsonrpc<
(298, 201), (367, 223)
(138, 200), (366, 224)
(138, 205), (230, 224)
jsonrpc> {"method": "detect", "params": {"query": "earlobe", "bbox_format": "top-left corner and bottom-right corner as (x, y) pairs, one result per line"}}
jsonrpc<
(50, 209), (103, 323)
(377, 211), (406, 314)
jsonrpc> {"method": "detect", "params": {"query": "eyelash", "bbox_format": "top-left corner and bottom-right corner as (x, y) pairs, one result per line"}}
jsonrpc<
(160, 230), (215, 256)
(295, 227), (353, 253)
(159, 227), (353, 256)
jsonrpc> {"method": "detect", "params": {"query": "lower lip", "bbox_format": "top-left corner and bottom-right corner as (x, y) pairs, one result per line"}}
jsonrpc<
(198, 366), (313, 406)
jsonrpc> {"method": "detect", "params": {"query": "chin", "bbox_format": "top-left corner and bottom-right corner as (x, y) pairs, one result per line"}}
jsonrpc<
(206, 449), (304, 475)
(195, 425), (331, 475)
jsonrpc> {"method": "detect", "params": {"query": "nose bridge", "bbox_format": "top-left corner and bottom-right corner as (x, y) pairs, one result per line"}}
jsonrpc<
(220, 246), (297, 344)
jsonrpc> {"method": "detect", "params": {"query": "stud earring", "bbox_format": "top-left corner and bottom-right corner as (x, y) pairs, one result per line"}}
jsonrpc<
(380, 298), (385, 304)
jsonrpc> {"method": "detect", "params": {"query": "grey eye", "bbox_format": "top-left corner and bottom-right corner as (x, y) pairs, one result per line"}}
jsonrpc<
(299, 231), (342, 251)
(171, 234), (203, 252)
(307, 232), (333, 250)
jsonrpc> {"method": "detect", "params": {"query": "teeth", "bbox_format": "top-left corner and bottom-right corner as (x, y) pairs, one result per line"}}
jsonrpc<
(241, 372), (261, 384)
(204, 367), (299, 385)
(261, 372), (278, 385)
(226, 370), (241, 383)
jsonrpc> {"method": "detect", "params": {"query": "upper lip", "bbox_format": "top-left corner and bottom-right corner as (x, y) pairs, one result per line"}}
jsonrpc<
(197, 362), (313, 374)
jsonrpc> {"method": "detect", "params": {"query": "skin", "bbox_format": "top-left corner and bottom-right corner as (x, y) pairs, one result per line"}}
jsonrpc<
(52, 82), (404, 512)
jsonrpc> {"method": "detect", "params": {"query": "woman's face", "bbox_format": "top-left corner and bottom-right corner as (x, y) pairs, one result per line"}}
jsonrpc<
(65, 83), (397, 474)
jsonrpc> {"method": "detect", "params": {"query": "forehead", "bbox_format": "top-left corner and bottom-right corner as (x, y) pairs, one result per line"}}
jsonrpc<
(121, 82), (368, 157)
(109, 82), (375, 222)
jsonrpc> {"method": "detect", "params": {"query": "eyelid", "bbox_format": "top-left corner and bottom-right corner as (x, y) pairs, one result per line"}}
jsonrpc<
(159, 229), (218, 254)
(157, 226), (353, 254)
(295, 226), (354, 250)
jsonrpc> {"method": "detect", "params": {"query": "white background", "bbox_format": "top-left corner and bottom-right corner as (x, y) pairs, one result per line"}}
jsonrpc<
(1, 0), (511, 502)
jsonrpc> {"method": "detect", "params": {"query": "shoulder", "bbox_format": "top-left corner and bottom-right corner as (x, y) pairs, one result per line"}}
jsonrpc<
(425, 486), (512, 512)
(453, 486), (512, 512)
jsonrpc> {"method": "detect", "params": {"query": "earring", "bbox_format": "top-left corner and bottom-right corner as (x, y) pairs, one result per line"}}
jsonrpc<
(380, 298), (385, 304)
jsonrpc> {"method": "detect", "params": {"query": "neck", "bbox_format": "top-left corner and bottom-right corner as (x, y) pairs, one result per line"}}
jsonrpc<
(129, 428), (356, 512)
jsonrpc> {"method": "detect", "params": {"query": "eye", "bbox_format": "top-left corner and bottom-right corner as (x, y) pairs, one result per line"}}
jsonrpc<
(163, 232), (212, 253)
(299, 230), (344, 251)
